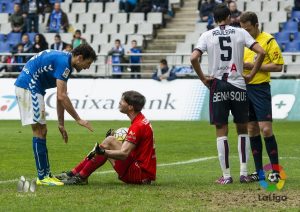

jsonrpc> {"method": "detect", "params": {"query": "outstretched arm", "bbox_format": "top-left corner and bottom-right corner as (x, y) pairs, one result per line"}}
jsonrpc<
(56, 79), (93, 132)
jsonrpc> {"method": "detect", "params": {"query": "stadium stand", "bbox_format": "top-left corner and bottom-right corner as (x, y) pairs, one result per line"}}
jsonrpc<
(0, 0), (300, 78)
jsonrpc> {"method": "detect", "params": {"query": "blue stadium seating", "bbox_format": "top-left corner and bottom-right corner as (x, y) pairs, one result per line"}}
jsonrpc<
(6, 32), (21, 45)
(291, 10), (300, 20)
(0, 33), (5, 42)
(282, 21), (299, 33)
(284, 41), (300, 52)
(293, 32), (300, 41)
(274, 32), (290, 44)
(49, 0), (64, 3)
(0, 41), (11, 52)
(27, 33), (36, 43)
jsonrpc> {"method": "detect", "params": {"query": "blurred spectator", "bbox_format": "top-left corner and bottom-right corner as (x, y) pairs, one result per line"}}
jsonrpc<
(71, 30), (87, 49)
(294, 0), (300, 11)
(152, 59), (176, 81)
(127, 40), (142, 79)
(22, 0), (44, 33)
(32, 33), (49, 53)
(152, 0), (168, 13)
(119, 0), (137, 13)
(228, 1), (241, 27)
(47, 3), (69, 33)
(9, 3), (25, 33)
(198, 0), (215, 29)
(9, 43), (26, 72)
(133, 0), (152, 14)
(19, 33), (33, 61)
(108, 39), (125, 79)
(50, 34), (68, 51)
(64, 44), (73, 52)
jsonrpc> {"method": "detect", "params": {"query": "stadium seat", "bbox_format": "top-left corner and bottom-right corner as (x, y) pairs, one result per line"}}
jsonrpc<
(43, 33), (55, 44)
(279, 0), (294, 11)
(85, 23), (101, 34)
(167, 55), (182, 66)
(147, 12), (163, 25)
(27, 32), (36, 43)
(110, 33), (126, 44)
(274, 32), (291, 44)
(112, 13), (128, 24)
(60, 3), (70, 13)
(176, 43), (192, 54)
(71, 3), (86, 13)
(194, 23), (207, 33)
(127, 34), (144, 46)
(90, 43), (100, 53)
(100, 43), (113, 54)
(246, 1), (262, 12)
(262, 22), (280, 34)
(60, 33), (74, 44)
(282, 54), (293, 64)
(119, 23), (135, 35)
(0, 13), (9, 24)
(291, 10), (300, 20)
(235, 0), (245, 11)
(284, 41), (300, 52)
(282, 21), (299, 33)
(0, 23), (11, 34)
(285, 64), (299, 75)
(104, 2), (119, 13)
(92, 33), (109, 44)
(68, 13), (77, 24)
(129, 13), (145, 24)
(262, 0), (279, 12)
(101, 23), (118, 34)
(0, 41), (11, 52)
(256, 11), (270, 23)
(270, 11), (287, 23)
(185, 32), (201, 45)
(137, 23), (153, 35)
(88, 2), (103, 13)
(77, 13), (94, 24)
(6, 32), (21, 45)
(72, 23), (83, 32)
(293, 32), (300, 41)
(0, 33), (5, 42)
(2, 2), (14, 14)
(95, 14), (111, 24)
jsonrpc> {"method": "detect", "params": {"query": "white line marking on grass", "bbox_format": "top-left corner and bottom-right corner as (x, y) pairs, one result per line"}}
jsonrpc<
(0, 156), (298, 184)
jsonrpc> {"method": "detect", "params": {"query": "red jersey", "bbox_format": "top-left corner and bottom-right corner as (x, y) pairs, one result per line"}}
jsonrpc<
(126, 112), (156, 180)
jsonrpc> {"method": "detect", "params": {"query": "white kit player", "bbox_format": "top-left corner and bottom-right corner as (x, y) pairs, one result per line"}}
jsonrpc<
(190, 4), (266, 184)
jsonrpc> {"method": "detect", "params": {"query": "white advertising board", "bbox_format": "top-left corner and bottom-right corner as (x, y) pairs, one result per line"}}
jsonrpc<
(0, 79), (207, 121)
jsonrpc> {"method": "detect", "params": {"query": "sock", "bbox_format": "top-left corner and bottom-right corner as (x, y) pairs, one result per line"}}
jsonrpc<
(72, 157), (90, 175)
(264, 135), (279, 173)
(238, 134), (250, 176)
(217, 136), (230, 178)
(250, 135), (263, 173)
(79, 155), (107, 178)
(32, 137), (49, 180)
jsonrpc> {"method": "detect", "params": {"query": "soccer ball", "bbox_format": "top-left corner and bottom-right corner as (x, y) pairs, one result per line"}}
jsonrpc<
(114, 127), (128, 142)
(268, 172), (280, 183)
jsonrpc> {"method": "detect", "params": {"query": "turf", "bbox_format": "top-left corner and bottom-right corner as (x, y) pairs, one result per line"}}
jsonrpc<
(0, 120), (299, 211)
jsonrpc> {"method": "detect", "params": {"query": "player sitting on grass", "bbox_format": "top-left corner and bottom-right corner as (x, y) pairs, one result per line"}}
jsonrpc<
(56, 91), (157, 185)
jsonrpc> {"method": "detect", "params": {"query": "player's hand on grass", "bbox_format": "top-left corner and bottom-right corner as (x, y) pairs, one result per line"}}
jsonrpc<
(106, 128), (115, 137)
(77, 119), (94, 132)
(58, 125), (68, 143)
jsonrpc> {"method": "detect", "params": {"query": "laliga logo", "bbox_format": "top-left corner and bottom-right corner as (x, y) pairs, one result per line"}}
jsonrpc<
(0, 95), (17, 112)
(258, 163), (287, 192)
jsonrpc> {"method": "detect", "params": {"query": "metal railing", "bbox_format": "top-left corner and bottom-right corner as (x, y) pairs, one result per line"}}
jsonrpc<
(1, 52), (300, 78)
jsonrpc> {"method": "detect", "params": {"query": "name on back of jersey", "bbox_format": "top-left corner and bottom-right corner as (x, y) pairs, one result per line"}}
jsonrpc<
(212, 28), (235, 36)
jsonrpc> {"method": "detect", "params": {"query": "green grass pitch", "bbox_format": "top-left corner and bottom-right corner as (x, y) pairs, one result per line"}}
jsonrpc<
(0, 120), (299, 211)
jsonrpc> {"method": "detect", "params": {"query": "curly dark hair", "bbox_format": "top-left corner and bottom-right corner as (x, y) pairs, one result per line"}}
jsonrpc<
(71, 44), (97, 61)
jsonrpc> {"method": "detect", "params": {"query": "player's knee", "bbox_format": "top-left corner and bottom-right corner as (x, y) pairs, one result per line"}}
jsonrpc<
(261, 126), (272, 137)
(101, 136), (115, 149)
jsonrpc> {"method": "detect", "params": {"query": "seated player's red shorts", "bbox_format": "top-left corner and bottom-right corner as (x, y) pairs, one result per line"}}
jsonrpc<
(114, 155), (153, 184)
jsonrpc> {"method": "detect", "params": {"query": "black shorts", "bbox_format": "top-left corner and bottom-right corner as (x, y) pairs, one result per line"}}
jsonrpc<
(209, 79), (248, 125)
(246, 83), (272, 122)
